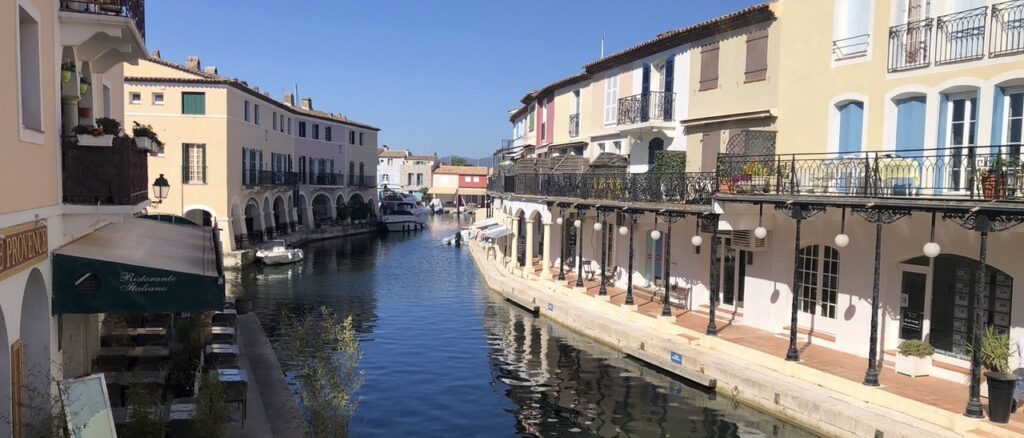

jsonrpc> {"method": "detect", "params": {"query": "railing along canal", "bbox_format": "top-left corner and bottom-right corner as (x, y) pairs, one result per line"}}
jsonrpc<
(493, 172), (716, 205)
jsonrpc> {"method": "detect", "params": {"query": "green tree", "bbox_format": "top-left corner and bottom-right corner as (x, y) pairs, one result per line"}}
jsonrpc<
(193, 377), (231, 438)
(123, 386), (166, 438)
(448, 156), (471, 166)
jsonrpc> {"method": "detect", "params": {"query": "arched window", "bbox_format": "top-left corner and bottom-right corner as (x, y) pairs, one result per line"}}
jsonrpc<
(647, 137), (665, 167)
(798, 244), (840, 318)
(837, 101), (864, 153)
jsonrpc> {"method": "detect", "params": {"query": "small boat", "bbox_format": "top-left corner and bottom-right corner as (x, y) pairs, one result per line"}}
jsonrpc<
(255, 240), (304, 265)
(379, 189), (429, 232)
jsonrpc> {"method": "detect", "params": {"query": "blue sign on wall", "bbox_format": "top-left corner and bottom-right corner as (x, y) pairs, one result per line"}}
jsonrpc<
(670, 351), (683, 365)
(547, 303), (554, 312)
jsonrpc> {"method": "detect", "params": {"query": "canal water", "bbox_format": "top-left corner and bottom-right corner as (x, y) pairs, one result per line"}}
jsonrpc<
(243, 216), (814, 437)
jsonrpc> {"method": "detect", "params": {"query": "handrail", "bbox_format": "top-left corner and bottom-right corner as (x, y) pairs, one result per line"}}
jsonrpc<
(935, 5), (988, 65)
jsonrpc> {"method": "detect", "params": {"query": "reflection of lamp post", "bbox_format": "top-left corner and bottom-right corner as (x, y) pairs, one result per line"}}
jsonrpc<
(151, 174), (170, 205)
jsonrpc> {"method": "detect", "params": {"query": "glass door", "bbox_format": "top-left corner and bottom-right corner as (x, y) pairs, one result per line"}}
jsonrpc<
(899, 271), (927, 340)
(644, 234), (663, 287)
(718, 237), (747, 309)
(946, 95), (977, 193)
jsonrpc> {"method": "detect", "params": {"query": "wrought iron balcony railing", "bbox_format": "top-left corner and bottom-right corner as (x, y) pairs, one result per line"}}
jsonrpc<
(991, 0), (1024, 57)
(355, 175), (377, 188)
(60, 0), (146, 40)
(303, 172), (344, 186)
(717, 146), (1024, 202)
(62, 136), (148, 205)
(243, 170), (299, 187)
(936, 6), (988, 65)
(617, 91), (674, 125)
(889, 18), (933, 72)
(569, 113), (580, 138)
(832, 34), (870, 60)
(492, 172), (716, 205)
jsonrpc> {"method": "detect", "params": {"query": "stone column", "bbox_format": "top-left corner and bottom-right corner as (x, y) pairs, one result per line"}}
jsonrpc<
(541, 221), (553, 279)
(510, 216), (520, 272)
(524, 219), (536, 275)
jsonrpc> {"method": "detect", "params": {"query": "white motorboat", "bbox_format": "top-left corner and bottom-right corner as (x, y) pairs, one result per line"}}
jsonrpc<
(255, 240), (304, 265)
(379, 188), (429, 232)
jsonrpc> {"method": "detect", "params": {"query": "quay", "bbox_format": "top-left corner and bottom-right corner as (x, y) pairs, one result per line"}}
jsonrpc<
(467, 236), (1017, 437)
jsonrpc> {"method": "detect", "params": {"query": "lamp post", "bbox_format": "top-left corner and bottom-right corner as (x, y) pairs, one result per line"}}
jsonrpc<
(557, 207), (566, 281)
(597, 208), (610, 296)
(623, 210), (638, 306)
(152, 174), (170, 205)
(574, 206), (589, 289)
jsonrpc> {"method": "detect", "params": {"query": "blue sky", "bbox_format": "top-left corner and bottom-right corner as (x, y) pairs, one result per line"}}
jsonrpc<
(148, 0), (763, 158)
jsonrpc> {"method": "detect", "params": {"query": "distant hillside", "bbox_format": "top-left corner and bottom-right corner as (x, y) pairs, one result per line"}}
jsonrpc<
(438, 156), (492, 168)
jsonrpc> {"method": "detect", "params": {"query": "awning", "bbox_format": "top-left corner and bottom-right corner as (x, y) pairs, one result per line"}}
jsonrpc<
(471, 218), (499, 229)
(484, 226), (512, 239)
(458, 188), (487, 196)
(680, 109), (776, 127)
(53, 219), (225, 315)
(428, 186), (458, 195)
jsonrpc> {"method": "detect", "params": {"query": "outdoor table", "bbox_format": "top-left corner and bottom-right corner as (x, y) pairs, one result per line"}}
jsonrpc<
(212, 368), (248, 425)
(132, 327), (168, 346)
(205, 344), (239, 368)
(212, 309), (237, 328)
(210, 326), (236, 344)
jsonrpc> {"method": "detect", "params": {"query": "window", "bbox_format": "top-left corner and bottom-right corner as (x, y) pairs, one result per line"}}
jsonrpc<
(612, 140), (621, 154)
(699, 43), (720, 91)
(17, 5), (42, 132)
(603, 75), (619, 125)
(798, 245), (840, 318)
(359, 132), (364, 145)
(102, 84), (111, 117)
(182, 92), (206, 115)
(298, 156), (307, 183)
(359, 162), (365, 180)
(326, 126), (332, 142)
(349, 161), (355, 184)
(1005, 90), (1023, 146)
(130, 92), (142, 104)
(279, 114), (285, 132)
(832, 0), (870, 59)
(416, 173), (423, 185)
(182, 144), (207, 184)
(272, 111), (278, 131)
(473, 176), (480, 182)
(837, 101), (865, 153)
(528, 104), (536, 132)
(287, 117), (292, 134)
(408, 173), (413, 185)
(153, 93), (164, 105)
(895, 96), (927, 151)
(244, 100), (250, 122)
(254, 104), (260, 125)
(541, 98), (548, 142)
(313, 124), (320, 140)
(745, 30), (769, 82)
(349, 131), (356, 144)
(299, 121), (307, 138)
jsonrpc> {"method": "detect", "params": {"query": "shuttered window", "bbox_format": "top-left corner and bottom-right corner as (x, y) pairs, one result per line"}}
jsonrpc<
(603, 74), (619, 125)
(699, 44), (719, 91)
(183, 144), (206, 183)
(745, 30), (769, 83)
(182, 92), (206, 115)
(325, 126), (332, 142)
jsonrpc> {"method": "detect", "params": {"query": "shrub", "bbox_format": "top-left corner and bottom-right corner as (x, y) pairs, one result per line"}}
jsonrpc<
(897, 339), (934, 358)
(94, 117), (121, 136)
(977, 326), (1015, 374)
(193, 376), (230, 438)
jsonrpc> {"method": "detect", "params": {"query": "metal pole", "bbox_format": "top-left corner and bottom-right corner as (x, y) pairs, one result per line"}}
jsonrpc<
(599, 210), (609, 296)
(864, 222), (883, 386)
(558, 207), (566, 281)
(576, 208), (585, 289)
(625, 213), (636, 306)
(661, 215), (673, 317)
(965, 230), (988, 418)
(786, 216), (803, 362)
(707, 215), (721, 336)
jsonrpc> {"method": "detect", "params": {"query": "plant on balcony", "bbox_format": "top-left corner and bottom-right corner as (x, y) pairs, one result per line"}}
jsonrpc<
(653, 150), (686, 174)
(95, 117), (122, 135)
(79, 75), (90, 96)
(973, 326), (1020, 423)
(736, 162), (772, 193)
(61, 60), (76, 84)
(131, 121), (164, 154)
(980, 156), (1010, 200)
(72, 118), (121, 147)
(895, 340), (934, 377)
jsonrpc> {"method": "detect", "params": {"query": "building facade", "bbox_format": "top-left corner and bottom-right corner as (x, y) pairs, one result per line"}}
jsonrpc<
(124, 56), (380, 256)
(430, 166), (489, 208)
(400, 154), (440, 193)
(377, 146), (407, 187)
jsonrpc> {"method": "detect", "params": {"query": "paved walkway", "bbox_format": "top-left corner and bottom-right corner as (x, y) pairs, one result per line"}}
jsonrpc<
(514, 257), (1024, 436)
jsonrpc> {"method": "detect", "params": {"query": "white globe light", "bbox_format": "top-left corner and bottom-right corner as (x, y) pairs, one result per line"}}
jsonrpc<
(754, 226), (768, 240)
(834, 233), (850, 248)
(556, 217), (563, 225)
(618, 226), (629, 236)
(594, 222), (603, 231)
(923, 241), (941, 258)
(650, 230), (662, 241)
(573, 219), (582, 228)
(691, 235), (703, 247)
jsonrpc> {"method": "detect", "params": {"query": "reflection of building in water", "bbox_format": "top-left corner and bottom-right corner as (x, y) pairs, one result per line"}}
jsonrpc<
(483, 291), (812, 437)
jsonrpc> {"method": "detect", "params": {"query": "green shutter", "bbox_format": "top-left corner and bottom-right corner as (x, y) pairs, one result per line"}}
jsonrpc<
(201, 145), (207, 183)
(181, 144), (188, 182)
(182, 92), (206, 115)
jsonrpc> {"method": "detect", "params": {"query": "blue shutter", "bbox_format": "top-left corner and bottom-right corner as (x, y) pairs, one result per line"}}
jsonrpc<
(641, 63), (651, 95)
(838, 102), (864, 153)
(895, 97), (927, 152)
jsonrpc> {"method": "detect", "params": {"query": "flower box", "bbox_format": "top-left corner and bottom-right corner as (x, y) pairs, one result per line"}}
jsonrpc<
(76, 134), (114, 147)
(894, 353), (931, 377)
(135, 136), (155, 151)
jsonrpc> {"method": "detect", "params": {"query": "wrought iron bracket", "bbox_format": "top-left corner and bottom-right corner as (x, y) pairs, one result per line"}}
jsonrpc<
(944, 211), (1024, 233)
(698, 213), (720, 227)
(656, 211), (686, 224)
(851, 207), (911, 225)
(774, 203), (826, 221)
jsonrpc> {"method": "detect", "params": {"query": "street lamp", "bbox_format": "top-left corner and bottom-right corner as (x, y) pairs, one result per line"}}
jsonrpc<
(152, 174), (170, 205)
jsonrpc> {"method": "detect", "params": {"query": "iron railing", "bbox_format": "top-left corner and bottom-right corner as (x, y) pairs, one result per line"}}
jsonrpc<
(62, 136), (148, 205)
(832, 34), (870, 60)
(60, 0), (146, 40)
(936, 6), (988, 64)
(355, 175), (377, 188)
(569, 113), (580, 137)
(717, 146), (1024, 201)
(304, 172), (344, 186)
(493, 172), (716, 205)
(243, 170), (299, 187)
(617, 91), (674, 125)
(991, 0), (1024, 56)
(888, 18), (933, 72)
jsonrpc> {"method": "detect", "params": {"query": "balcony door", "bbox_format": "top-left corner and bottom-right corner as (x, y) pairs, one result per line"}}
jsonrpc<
(718, 237), (747, 309)
(905, 0), (931, 64)
(945, 94), (977, 193)
(644, 233), (664, 288)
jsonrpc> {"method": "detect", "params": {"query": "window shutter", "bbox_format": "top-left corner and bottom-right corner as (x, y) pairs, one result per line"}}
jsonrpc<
(182, 144), (189, 182)
(259, 150), (263, 170)
(288, 154), (293, 172)
(641, 63), (651, 95)
(201, 145), (207, 183)
(664, 56), (675, 94)
(242, 147), (248, 185)
(745, 30), (769, 82)
(699, 44), (719, 91)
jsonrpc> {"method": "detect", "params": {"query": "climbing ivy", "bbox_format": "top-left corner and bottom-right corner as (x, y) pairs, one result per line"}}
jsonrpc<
(653, 150), (686, 174)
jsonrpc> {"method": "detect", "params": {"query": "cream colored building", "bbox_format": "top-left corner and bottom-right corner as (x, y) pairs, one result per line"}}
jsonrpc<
(124, 56), (381, 257)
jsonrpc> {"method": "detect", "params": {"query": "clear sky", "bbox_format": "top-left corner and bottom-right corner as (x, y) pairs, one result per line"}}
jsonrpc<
(148, 0), (764, 158)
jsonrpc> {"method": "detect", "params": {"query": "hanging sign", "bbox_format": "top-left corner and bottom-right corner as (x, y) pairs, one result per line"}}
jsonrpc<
(0, 222), (48, 282)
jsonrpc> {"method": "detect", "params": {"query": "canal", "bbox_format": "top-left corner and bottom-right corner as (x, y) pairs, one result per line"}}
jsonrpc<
(243, 216), (814, 437)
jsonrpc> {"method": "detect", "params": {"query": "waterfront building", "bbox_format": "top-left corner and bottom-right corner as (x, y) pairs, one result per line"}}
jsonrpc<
(2, 0), (223, 433)
(124, 56), (380, 259)
(400, 153), (440, 194)
(488, 0), (1024, 428)
(377, 146), (407, 187)
(430, 166), (489, 208)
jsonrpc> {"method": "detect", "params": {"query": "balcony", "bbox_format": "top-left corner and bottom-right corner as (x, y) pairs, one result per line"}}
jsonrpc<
(60, 0), (146, 40)
(617, 91), (675, 127)
(492, 171), (716, 207)
(717, 146), (1024, 204)
(935, 6), (988, 65)
(569, 114), (580, 138)
(832, 34), (870, 60)
(62, 136), (148, 206)
(355, 176), (377, 188)
(888, 18), (933, 72)
(991, 0), (1024, 57)
(243, 170), (299, 188)
(303, 173), (344, 186)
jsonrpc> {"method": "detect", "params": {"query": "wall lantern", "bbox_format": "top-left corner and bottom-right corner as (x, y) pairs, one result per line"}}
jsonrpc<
(834, 207), (850, 248)
(152, 174), (170, 204)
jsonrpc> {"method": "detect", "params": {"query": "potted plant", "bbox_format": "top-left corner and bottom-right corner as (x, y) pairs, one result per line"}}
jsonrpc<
(131, 121), (163, 153)
(79, 75), (90, 96)
(895, 339), (934, 377)
(981, 157), (1009, 200)
(61, 60), (75, 84)
(978, 326), (1020, 423)
(72, 124), (114, 147)
(717, 161), (736, 193)
(737, 162), (771, 193)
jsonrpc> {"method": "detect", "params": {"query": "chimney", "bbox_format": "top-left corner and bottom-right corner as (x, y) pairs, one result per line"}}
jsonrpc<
(203, 66), (218, 75)
(254, 85), (260, 93)
(283, 93), (295, 106)
(150, 49), (161, 59)
(381, 145), (389, 150)
(185, 56), (201, 71)
(300, 97), (313, 110)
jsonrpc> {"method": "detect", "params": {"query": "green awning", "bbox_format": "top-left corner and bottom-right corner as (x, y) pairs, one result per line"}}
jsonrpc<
(53, 219), (225, 315)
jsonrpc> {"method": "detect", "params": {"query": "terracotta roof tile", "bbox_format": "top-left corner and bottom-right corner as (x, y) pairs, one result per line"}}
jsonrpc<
(434, 165), (488, 176)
